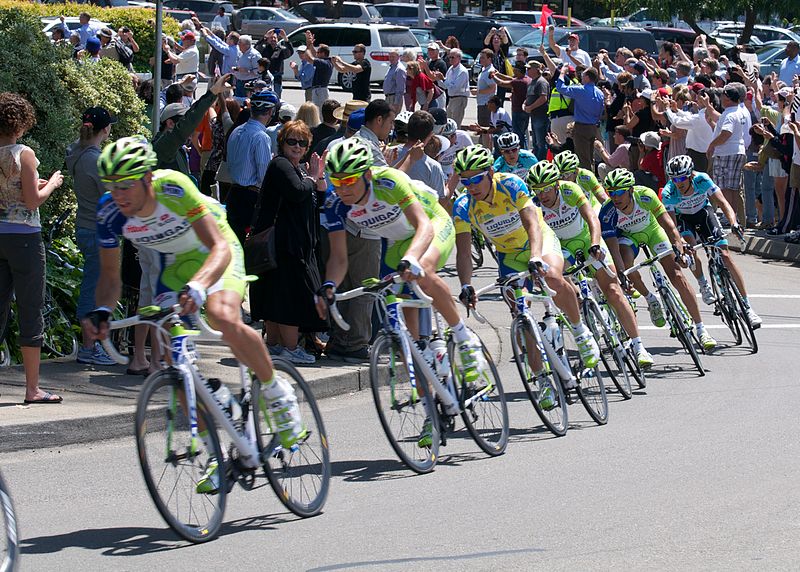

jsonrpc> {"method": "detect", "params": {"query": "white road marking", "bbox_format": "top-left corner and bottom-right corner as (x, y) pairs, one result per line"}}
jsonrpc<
(692, 294), (800, 299)
(638, 324), (800, 331)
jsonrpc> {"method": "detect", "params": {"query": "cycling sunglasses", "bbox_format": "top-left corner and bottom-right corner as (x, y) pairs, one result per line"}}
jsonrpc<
(531, 184), (557, 195)
(671, 175), (690, 184)
(501, 147), (520, 154)
(460, 171), (489, 187)
(607, 188), (630, 197)
(103, 179), (139, 192)
(329, 173), (362, 187)
(285, 138), (309, 148)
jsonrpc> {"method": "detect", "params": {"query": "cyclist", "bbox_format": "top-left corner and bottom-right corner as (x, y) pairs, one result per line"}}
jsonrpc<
(315, 138), (483, 447)
(492, 132), (538, 179)
(662, 155), (762, 327)
(526, 161), (654, 368)
(553, 150), (609, 209)
(452, 145), (600, 409)
(84, 135), (305, 493)
(599, 168), (718, 351)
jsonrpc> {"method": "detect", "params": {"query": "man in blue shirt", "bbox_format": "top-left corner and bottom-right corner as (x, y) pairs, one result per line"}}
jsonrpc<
(225, 91), (278, 244)
(56, 12), (99, 49)
(556, 65), (604, 171)
(779, 41), (800, 86)
(290, 45), (315, 101)
(199, 25), (240, 76)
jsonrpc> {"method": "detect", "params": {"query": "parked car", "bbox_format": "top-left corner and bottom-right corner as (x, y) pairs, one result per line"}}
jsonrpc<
(756, 45), (789, 77)
(41, 16), (110, 39)
(491, 10), (555, 27)
(552, 14), (587, 28)
(506, 26), (570, 59)
(560, 26), (658, 57)
(282, 24), (421, 88)
(647, 27), (696, 53)
(625, 8), (689, 29)
(711, 24), (800, 45)
(295, 1), (382, 25)
(410, 27), (476, 82)
(232, 7), (307, 37)
(162, 0), (233, 25)
(433, 16), (540, 58)
(375, 3), (443, 29)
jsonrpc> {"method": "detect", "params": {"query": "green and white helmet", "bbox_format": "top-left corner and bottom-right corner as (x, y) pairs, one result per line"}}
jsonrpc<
(454, 145), (493, 173)
(97, 136), (157, 182)
(553, 150), (579, 174)
(526, 160), (561, 189)
(326, 138), (374, 175)
(604, 168), (636, 191)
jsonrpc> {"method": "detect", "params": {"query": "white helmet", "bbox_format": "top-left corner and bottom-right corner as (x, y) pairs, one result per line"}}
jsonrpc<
(497, 132), (520, 150)
(666, 155), (694, 179)
(442, 118), (458, 137)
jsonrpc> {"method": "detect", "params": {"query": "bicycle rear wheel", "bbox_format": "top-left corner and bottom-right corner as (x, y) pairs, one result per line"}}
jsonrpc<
(724, 272), (758, 354)
(562, 324), (608, 425)
(583, 299), (632, 400)
(510, 316), (568, 436)
(710, 269), (741, 344)
(449, 337), (509, 456)
(41, 289), (78, 359)
(370, 333), (440, 473)
(135, 370), (226, 543)
(0, 470), (19, 572)
(661, 287), (705, 376)
(255, 358), (331, 518)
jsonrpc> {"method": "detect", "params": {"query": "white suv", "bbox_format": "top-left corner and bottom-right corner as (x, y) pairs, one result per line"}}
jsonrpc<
(283, 24), (421, 88)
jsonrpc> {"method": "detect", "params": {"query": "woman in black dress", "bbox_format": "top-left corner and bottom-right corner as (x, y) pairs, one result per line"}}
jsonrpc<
(250, 120), (328, 365)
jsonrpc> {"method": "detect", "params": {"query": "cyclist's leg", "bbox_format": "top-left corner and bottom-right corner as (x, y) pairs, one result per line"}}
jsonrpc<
(498, 250), (543, 371)
(698, 208), (749, 299)
(676, 214), (705, 282)
(619, 240), (650, 298)
(656, 241), (703, 324)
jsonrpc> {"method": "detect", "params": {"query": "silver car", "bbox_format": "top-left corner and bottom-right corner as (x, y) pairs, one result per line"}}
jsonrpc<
(233, 7), (308, 38)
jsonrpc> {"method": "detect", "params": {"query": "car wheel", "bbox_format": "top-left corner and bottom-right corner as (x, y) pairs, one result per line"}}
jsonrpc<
(339, 71), (356, 90)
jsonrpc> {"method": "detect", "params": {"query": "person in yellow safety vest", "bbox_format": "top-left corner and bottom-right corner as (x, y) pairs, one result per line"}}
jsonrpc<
(542, 45), (580, 144)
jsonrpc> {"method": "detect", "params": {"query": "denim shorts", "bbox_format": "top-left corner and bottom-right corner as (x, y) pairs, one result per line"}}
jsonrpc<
(76, 227), (101, 320)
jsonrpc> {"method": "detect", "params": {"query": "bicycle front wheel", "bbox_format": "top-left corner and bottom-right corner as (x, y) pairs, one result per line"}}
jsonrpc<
(724, 272), (758, 354)
(471, 231), (485, 268)
(562, 325), (608, 425)
(255, 358), (331, 518)
(0, 471), (19, 572)
(370, 333), (440, 474)
(135, 370), (226, 543)
(710, 269), (741, 344)
(661, 287), (705, 376)
(583, 299), (632, 400)
(41, 289), (78, 359)
(449, 338), (509, 456)
(510, 316), (568, 436)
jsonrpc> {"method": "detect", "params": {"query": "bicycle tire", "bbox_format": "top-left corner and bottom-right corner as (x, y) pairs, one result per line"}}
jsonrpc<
(471, 230), (485, 268)
(724, 272), (758, 354)
(561, 324), (608, 425)
(484, 238), (499, 263)
(606, 303), (646, 389)
(255, 358), (331, 518)
(370, 333), (440, 473)
(41, 289), (78, 359)
(583, 299), (632, 400)
(135, 369), (226, 543)
(449, 337), (509, 456)
(510, 316), (568, 436)
(0, 471), (19, 572)
(661, 287), (705, 376)
(710, 267), (741, 344)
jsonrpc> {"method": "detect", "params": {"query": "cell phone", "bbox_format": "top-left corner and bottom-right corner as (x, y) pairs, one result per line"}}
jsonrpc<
(274, 28), (282, 35)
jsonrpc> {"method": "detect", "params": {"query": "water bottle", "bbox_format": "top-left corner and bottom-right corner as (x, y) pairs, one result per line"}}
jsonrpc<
(428, 338), (450, 378)
(416, 339), (436, 373)
(207, 378), (242, 424)
(543, 314), (562, 350)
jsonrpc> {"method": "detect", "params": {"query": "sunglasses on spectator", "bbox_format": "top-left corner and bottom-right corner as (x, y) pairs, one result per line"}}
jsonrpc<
(607, 188), (630, 197)
(285, 138), (309, 148)
(329, 173), (362, 187)
(459, 171), (488, 187)
(671, 175), (690, 184)
(531, 184), (557, 195)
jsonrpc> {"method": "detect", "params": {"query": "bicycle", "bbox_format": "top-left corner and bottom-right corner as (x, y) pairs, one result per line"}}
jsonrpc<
(470, 228), (498, 269)
(471, 268), (609, 437)
(693, 233), (758, 354)
(101, 306), (331, 543)
(328, 274), (509, 474)
(42, 210), (80, 359)
(623, 245), (705, 376)
(0, 469), (19, 572)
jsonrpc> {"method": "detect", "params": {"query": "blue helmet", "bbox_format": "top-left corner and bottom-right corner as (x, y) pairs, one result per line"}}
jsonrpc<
(250, 90), (280, 112)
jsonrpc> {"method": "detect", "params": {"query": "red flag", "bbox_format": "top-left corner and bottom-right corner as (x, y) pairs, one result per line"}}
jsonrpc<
(538, 4), (553, 29)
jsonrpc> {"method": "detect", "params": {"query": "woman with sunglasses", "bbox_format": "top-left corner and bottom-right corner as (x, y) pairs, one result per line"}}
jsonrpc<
(452, 146), (600, 372)
(250, 120), (329, 365)
(526, 161), (654, 369)
(662, 155), (761, 327)
(492, 132), (538, 180)
(598, 168), (718, 352)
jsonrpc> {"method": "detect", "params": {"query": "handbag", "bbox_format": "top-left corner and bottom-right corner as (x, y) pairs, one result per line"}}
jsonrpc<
(243, 193), (281, 274)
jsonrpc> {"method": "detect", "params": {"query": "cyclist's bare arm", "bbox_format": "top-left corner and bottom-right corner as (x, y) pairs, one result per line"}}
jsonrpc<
(401, 202), (435, 264)
(709, 190), (737, 231)
(580, 201), (603, 247)
(87, 247), (123, 340)
(316, 229), (348, 319)
(656, 211), (684, 247)
(605, 236), (627, 273)
(519, 205), (543, 259)
(455, 230), (474, 286)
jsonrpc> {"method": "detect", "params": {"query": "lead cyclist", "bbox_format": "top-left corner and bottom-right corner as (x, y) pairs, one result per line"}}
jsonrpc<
(83, 136), (305, 493)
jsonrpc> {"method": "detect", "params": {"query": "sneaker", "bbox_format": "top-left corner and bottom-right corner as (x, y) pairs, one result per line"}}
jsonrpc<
(417, 419), (433, 448)
(196, 459), (220, 495)
(537, 378), (555, 411)
(746, 307), (762, 329)
(457, 337), (483, 386)
(699, 331), (717, 351)
(647, 298), (666, 328)
(264, 376), (307, 448)
(574, 331), (600, 368)
(267, 344), (284, 357)
(699, 282), (715, 305)
(77, 343), (117, 366)
(636, 346), (654, 369)
(283, 346), (316, 365)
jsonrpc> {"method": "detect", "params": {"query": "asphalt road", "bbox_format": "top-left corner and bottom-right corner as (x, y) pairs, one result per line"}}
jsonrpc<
(3, 252), (799, 570)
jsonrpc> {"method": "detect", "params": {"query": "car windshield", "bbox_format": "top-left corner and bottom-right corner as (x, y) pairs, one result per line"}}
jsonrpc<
(514, 29), (545, 47)
(379, 29), (419, 47)
(757, 46), (785, 62)
(427, 7), (444, 18)
(367, 5), (381, 18)
(504, 23), (536, 44)
(272, 8), (299, 19)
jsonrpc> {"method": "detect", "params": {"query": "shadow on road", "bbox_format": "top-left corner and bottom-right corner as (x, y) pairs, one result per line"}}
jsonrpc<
(21, 526), (189, 556)
(332, 458), (418, 482)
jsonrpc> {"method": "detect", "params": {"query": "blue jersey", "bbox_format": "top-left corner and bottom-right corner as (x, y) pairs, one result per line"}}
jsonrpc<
(661, 172), (719, 215)
(492, 150), (538, 180)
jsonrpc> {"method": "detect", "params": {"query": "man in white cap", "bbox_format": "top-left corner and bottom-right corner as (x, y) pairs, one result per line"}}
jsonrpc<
(268, 103), (297, 150)
(548, 27), (591, 69)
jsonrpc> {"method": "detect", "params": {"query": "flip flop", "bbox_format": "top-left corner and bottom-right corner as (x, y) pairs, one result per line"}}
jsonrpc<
(24, 391), (63, 405)
(126, 367), (149, 376)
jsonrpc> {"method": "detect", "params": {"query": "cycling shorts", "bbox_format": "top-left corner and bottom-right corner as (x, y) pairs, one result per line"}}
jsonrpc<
(380, 213), (455, 277)
(676, 206), (728, 246)
(561, 240), (612, 274)
(618, 235), (671, 259)
(496, 230), (562, 277)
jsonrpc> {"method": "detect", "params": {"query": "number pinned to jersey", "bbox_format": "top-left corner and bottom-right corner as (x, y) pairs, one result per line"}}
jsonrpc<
(162, 184), (185, 198)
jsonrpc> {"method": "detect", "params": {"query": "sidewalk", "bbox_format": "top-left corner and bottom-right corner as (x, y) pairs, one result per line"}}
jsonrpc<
(729, 228), (800, 263)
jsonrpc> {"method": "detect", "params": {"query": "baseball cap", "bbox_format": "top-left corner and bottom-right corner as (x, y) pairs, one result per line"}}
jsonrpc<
(691, 82), (706, 93)
(347, 108), (366, 131)
(777, 86), (793, 98)
(723, 83), (742, 101)
(640, 88), (653, 101)
(182, 78), (198, 92)
(81, 107), (117, 130)
(434, 134), (450, 155)
(527, 60), (542, 70)
(657, 87), (671, 97)
(568, 32), (579, 40)
(633, 61), (646, 74)
(249, 79), (268, 91)
(639, 131), (661, 149)
(85, 36), (101, 54)
(180, 31), (196, 42)
(160, 102), (187, 124)
(278, 103), (297, 120)
(427, 42), (439, 50)
(297, 44), (307, 52)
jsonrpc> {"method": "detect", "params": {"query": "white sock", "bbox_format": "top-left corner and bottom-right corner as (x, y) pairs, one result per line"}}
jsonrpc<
(453, 320), (470, 343)
(571, 321), (587, 336)
(646, 292), (658, 304)
(696, 322), (705, 334)
(631, 336), (642, 352)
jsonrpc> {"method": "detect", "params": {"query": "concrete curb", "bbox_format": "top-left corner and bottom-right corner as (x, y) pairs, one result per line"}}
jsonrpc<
(730, 233), (800, 263)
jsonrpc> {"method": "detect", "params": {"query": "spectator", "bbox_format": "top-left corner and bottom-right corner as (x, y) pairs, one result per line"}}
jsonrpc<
(779, 41), (800, 86)
(664, 83), (714, 172)
(164, 30), (199, 80)
(315, 100), (365, 155)
(268, 103), (297, 150)
(355, 99), (395, 167)
(154, 36), (176, 86)
(636, 131), (665, 189)
(493, 61), (531, 150)
(232, 35), (262, 97)
(595, 125), (632, 180)
(82, 36), (101, 63)
(97, 27), (138, 70)
(211, 7), (230, 32)
(226, 90), (278, 244)
(290, 45), (315, 101)
(542, 48), (577, 145)
(622, 90), (657, 137)
(201, 92), (238, 198)
(439, 118), (472, 178)
(0, 92), (64, 404)
(674, 61), (693, 85)
(382, 50), (406, 115)
(628, 59), (652, 91)
(483, 26), (510, 102)
(311, 99), (341, 152)
(444, 48), (470, 128)
(549, 28), (591, 69)
(396, 111), (447, 207)
(406, 61), (436, 110)
(523, 60), (550, 160)
(423, 42), (448, 109)
(556, 65), (604, 170)
(401, 49), (418, 112)
(473, 48), (497, 147)
(331, 43), (372, 102)
(199, 25), (240, 76)
(255, 29), (293, 98)
(56, 12), (98, 49)
(599, 47), (634, 85)
(250, 120), (327, 365)
(296, 101), (321, 129)
(302, 31), (333, 108)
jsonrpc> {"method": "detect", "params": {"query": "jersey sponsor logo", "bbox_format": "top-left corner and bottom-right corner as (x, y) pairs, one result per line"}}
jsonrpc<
(162, 184), (185, 198)
(351, 207), (367, 217)
(130, 221), (192, 245)
(354, 209), (403, 229)
(617, 208), (650, 231)
(125, 224), (150, 233)
(160, 213), (176, 223)
(480, 212), (522, 238)
(543, 205), (580, 231)
(376, 177), (396, 190)
(398, 195), (414, 209)
(371, 201), (386, 211)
